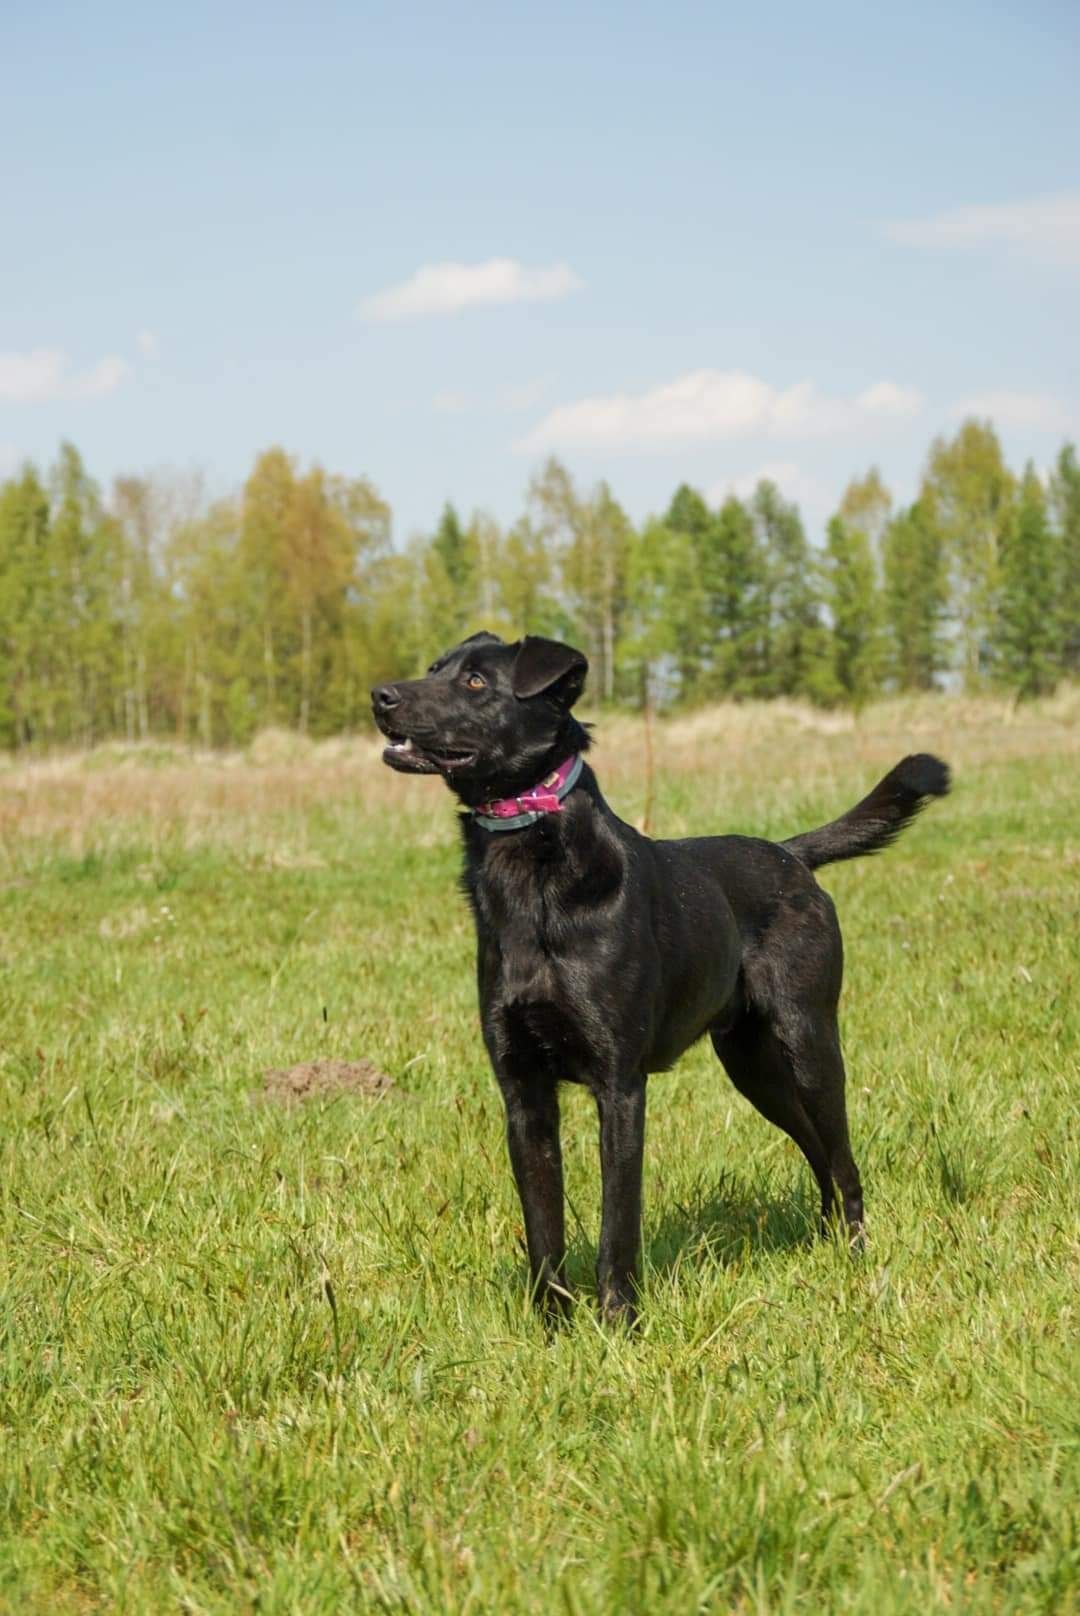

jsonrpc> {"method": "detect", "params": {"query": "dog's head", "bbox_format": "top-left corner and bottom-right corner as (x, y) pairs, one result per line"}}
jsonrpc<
(371, 633), (589, 803)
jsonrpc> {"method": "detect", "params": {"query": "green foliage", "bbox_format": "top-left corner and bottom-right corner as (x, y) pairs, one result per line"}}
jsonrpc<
(752, 481), (835, 702)
(700, 495), (770, 699)
(0, 462), (50, 746)
(619, 516), (695, 704)
(233, 449), (391, 737)
(528, 460), (632, 702)
(921, 421), (1014, 686)
(883, 502), (949, 691)
(823, 514), (882, 707)
(838, 466), (892, 560)
(659, 485), (711, 701)
(47, 443), (121, 745)
(1049, 443), (1080, 675)
(498, 516), (560, 640)
(995, 465), (1060, 697)
(0, 431), (1078, 750)
(430, 501), (471, 594)
(656, 485), (772, 703)
(831, 467), (892, 703)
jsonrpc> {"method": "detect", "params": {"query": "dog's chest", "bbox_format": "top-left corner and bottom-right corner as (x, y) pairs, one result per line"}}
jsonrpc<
(472, 839), (572, 964)
(474, 850), (599, 1081)
(484, 918), (596, 1082)
(493, 914), (558, 999)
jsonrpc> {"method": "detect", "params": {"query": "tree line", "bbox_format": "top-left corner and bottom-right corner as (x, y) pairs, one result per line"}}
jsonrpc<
(0, 420), (1076, 749)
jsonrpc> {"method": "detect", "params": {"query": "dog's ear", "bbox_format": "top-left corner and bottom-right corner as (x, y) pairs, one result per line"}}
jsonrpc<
(511, 637), (588, 704)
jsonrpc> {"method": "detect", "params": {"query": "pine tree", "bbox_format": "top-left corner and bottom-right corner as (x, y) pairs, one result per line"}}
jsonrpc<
(995, 464), (1060, 697)
(823, 514), (882, 707)
(699, 495), (768, 698)
(659, 485), (710, 701)
(431, 503), (471, 594)
(620, 517), (691, 708)
(420, 503), (475, 651)
(882, 502), (948, 690)
(1049, 443), (1080, 677)
(751, 481), (833, 701)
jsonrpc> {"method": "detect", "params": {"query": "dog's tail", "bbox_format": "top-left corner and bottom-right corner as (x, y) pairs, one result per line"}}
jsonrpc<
(782, 754), (950, 871)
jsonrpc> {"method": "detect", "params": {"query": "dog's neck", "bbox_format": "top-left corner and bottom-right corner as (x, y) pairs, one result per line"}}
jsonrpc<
(471, 753), (584, 831)
(460, 759), (624, 929)
(462, 758), (612, 848)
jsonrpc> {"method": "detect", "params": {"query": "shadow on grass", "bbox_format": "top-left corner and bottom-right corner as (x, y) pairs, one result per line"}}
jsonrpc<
(644, 1171), (818, 1275)
(506, 1172), (819, 1305)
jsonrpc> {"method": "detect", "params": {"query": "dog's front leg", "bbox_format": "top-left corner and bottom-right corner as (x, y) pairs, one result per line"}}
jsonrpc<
(596, 1079), (647, 1325)
(500, 1076), (570, 1320)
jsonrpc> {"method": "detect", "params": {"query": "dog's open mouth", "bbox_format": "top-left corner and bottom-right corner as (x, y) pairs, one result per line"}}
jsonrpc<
(382, 731), (478, 775)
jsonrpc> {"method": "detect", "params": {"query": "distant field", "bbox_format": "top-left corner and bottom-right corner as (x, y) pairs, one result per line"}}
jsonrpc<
(1, 692), (1077, 1613)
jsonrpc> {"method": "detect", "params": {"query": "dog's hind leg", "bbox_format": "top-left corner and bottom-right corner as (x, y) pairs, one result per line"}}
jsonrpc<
(789, 1018), (864, 1239)
(711, 1013), (863, 1239)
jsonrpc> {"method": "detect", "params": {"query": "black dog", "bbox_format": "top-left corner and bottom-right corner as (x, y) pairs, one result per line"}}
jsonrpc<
(372, 633), (949, 1324)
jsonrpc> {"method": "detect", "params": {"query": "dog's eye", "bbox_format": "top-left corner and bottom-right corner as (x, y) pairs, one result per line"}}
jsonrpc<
(465, 672), (486, 691)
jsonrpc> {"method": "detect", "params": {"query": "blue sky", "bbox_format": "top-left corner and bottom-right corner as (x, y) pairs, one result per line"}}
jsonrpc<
(2, 0), (1078, 542)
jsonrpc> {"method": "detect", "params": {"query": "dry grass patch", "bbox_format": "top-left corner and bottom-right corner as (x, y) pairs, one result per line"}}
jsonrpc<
(0, 689), (1076, 859)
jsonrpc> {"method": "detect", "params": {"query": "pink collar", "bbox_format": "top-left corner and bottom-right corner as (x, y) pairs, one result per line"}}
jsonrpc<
(473, 754), (584, 830)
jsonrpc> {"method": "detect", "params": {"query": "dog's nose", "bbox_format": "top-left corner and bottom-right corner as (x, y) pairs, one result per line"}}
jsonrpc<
(372, 684), (401, 711)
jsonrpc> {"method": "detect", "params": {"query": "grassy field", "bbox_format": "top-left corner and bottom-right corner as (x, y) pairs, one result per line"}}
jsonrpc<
(1, 692), (1077, 1614)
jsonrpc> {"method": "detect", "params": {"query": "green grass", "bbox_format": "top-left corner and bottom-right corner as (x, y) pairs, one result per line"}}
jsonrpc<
(1, 698), (1077, 1613)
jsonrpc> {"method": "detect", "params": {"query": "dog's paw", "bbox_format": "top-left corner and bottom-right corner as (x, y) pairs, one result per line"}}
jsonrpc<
(847, 1221), (868, 1256)
(598, 1285), (640, 1331)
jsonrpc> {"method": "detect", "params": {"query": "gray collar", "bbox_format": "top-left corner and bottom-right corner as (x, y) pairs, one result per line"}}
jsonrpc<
(472, 753), (584, 831)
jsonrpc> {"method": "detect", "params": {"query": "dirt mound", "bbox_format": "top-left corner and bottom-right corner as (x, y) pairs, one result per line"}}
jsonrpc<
(258, 1058), (396, 1104)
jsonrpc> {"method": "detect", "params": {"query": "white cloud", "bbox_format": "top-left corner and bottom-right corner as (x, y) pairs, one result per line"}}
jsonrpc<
(0, 347), (131, 403)
(360, 257), (583, 322)
(136, 329), (160, 360)
(883, 191), (1080, 269)
(950, 389), (1075, 433)
(517, 369), (923, 453)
